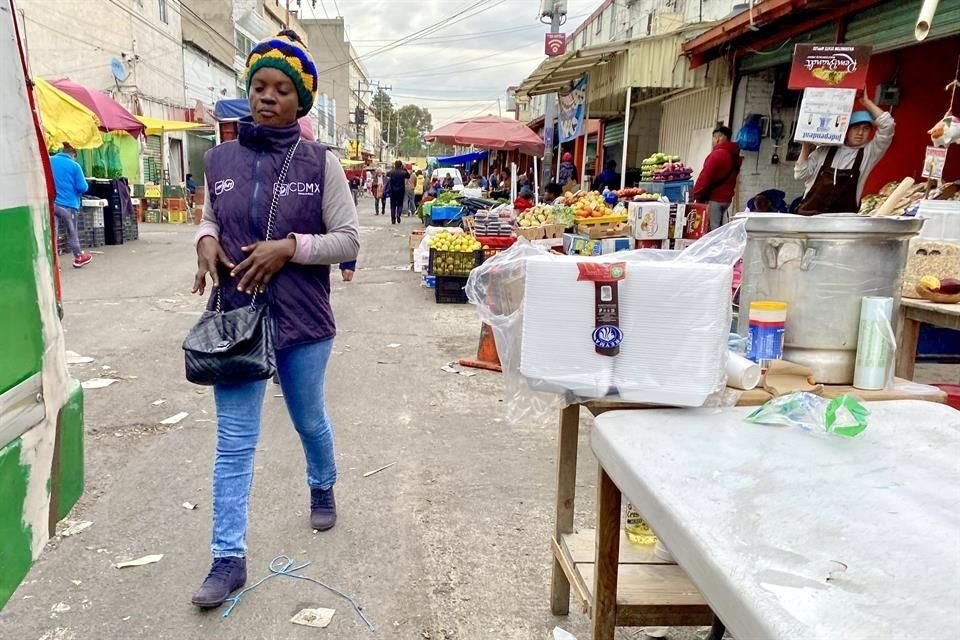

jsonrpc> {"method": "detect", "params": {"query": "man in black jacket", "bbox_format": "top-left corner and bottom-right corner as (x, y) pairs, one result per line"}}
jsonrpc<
(386, 160), (409, 224)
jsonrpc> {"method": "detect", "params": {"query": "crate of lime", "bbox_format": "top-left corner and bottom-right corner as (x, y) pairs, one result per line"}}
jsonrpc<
(427, 231), (485, 278)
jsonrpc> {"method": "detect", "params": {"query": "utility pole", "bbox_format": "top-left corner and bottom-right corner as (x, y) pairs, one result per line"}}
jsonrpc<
(369, 81), (392, 163)
(540, 0), (567, 187)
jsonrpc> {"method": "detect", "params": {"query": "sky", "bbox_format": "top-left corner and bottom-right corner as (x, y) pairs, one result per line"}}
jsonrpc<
(298, 0), (600, 128)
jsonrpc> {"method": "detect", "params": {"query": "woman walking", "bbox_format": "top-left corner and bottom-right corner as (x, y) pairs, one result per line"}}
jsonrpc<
(189, 30), (359, 609)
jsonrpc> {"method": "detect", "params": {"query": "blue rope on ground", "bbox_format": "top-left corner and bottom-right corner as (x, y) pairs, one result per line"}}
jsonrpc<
(221, 555), (376, 632)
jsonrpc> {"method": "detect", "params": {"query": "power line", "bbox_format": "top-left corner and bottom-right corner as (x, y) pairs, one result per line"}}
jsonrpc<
(389, 56), (544, 80)
(315, 0), (501, 75)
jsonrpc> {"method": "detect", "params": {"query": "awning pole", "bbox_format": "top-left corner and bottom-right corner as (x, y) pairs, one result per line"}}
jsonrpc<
(581, 82), (591, 191)
(533, 155), (539, 204)
(620, 86), (632, 191)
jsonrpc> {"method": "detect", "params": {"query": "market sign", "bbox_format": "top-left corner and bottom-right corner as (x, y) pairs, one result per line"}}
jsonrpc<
(795, 88), (856, 145)
(545, 33), (566, 57)
(923, 146), (947, 180)
(558, 75), (588, 144)
(788, 44), (872, 90)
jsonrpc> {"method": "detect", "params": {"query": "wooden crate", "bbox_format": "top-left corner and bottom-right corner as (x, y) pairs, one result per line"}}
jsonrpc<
(577, 222), (633, 239)
(516, 226), (545, 241)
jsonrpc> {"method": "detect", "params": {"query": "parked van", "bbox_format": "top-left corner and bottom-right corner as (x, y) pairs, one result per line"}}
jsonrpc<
(430, 167), (464, 192)
(1, 0), (84, 610)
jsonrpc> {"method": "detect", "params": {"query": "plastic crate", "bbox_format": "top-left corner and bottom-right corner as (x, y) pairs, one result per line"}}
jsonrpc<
(435, 276), (469, 304)
(661, 179), (694, 204)
(430, 205), (463, 225)
(428, 249), (483, 277)
(168, 210), (189, 224)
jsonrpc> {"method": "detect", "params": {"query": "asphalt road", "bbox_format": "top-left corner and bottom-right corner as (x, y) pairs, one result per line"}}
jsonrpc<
(3, 199), (690, 640)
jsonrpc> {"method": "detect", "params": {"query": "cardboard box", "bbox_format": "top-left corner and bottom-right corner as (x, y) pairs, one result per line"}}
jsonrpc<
(627, 201), (670, 240)
(409, 230), (426, 250)
(682, 203), (709, 240)
(563, 234), (633, 256)
(517, 226), (546, 241)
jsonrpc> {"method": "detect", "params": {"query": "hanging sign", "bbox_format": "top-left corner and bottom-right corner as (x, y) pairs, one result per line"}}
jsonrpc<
(922, 146), (948, 180)
(795, 88), (857, 145)
(789, 44), (872, 90)
(545, 33), (567, 57)
(558, 75), (588, 143)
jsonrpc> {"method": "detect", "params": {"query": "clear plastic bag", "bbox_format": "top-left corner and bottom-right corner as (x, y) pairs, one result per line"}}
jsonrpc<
(746, 392), (869, 438)
(466, 220), (748, 422)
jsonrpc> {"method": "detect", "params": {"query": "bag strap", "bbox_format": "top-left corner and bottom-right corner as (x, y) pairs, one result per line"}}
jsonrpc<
(216, 138), (301, 313)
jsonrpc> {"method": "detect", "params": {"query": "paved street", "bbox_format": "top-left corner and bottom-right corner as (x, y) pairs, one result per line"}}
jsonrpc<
(0, 197), (618, 640)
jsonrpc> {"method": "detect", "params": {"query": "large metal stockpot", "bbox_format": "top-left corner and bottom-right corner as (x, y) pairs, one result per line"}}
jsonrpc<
(738, 214), (923, 384)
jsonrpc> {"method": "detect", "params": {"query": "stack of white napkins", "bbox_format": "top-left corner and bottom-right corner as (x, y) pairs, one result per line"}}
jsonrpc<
(520, 254), (732, 405)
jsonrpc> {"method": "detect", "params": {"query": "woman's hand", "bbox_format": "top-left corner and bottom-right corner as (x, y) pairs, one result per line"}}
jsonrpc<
(231, 238), (297, 294)
(193, 236), (235, 296)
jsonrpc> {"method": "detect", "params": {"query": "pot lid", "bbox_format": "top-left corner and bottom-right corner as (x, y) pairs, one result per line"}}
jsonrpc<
(740, 213), (924, 236)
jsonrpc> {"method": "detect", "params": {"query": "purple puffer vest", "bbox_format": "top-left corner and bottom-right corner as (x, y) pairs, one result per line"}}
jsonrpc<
(204, 118), (334, 351)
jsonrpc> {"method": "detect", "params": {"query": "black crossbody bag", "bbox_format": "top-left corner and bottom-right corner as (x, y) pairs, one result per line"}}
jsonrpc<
(182, 139), (300, 385)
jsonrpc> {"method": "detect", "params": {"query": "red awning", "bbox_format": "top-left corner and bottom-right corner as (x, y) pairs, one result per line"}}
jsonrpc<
(683, 0), (883, 68)
(51, 79), (144, 136)
(425, 116), (544, 156)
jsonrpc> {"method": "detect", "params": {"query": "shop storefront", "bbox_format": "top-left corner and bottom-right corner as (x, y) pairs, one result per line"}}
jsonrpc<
(517, 32), (730, 191)
(685, 0), (960, 209)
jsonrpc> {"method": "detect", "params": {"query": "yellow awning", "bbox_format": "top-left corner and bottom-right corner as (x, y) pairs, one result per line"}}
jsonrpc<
(33, 78), (102, 150)
(136, 115), (206, 135)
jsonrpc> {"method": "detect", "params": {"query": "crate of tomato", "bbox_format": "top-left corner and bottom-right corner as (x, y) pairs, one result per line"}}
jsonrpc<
(476, 235), (516, 261)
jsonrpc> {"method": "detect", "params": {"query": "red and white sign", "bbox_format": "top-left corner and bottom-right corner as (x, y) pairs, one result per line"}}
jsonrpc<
(545, 33), (566, 57)
(788, 44), (872, 90)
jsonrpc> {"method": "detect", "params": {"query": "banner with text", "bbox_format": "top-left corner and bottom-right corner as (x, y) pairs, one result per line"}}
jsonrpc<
(795, 88), (857, 145)
(788, 44), (872, 90)
(558, 75), (588, 144)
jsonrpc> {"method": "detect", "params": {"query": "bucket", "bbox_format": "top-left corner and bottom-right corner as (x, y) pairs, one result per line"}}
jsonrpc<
(738, 214), (923, 384)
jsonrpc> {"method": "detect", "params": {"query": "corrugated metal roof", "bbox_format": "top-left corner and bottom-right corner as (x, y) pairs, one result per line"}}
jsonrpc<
(516, 33), (730, 117)
(845, 0), (960, 52)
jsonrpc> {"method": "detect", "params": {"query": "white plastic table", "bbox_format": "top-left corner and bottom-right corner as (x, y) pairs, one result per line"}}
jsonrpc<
(590, 400), (960, 640)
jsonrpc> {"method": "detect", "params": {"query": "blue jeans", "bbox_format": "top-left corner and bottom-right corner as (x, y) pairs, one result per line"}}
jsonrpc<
(211, 339), (336, 558)
(54, 204), (82, 258)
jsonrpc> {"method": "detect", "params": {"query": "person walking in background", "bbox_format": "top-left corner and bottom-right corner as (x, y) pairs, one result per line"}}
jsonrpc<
(186, 173), (198, 208)
(693, 125), (742, 230)
(50, 143), (93, 269)
(414, 170), (425, 209)
(386, 160), (409, 224)
(349, 174), (361, 206)
(558, 151), (579, 193)
(372, 169), (385, 216)
(189, 29), (359, 609)
(405, 167), (417, 216)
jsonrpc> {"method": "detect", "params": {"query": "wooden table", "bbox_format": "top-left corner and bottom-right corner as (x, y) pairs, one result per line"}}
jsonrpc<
(549, 382), (946, 635)
(590, 401), (960, 640)
(896, 298), (960, 380)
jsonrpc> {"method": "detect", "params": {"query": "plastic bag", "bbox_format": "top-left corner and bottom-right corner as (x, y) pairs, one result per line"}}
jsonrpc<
(466, 221), (748, 423)
(746, 392), (869, 437)
(737, 114), (763, 152)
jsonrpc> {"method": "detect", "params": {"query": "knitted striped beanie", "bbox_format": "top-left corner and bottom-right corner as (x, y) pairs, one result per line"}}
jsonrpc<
(245, 30), (318, 118)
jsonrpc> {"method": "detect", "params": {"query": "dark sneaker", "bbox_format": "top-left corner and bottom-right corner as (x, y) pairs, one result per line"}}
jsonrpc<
(191, 556), (246, 608)
(73, 253), (93, 269)
(310, 487), (337, 531)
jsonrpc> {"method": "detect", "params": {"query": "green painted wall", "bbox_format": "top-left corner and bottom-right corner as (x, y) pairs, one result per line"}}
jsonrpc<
(0, 205), (43, 393)
(0, 439), (33, 610)
(55, 379), (84, 521)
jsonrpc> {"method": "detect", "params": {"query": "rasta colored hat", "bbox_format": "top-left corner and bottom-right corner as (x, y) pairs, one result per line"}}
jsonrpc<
(245, 30), (318, 118)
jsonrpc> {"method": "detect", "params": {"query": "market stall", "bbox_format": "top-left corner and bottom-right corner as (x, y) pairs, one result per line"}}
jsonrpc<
(32, 78), (102, 150)
(462, 210), (955, 636)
